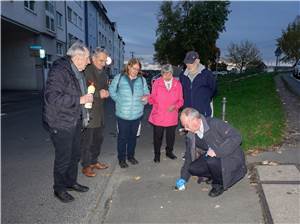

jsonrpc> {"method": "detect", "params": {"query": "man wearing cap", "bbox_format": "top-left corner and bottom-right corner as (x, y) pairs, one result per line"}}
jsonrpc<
(180, 51), (216, 117)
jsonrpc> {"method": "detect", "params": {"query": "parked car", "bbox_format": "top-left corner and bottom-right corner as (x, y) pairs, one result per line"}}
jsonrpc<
(293, 59), (300, 79)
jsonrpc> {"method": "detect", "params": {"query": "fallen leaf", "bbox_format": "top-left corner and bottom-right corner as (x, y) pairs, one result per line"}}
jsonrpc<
(269, 161), (278, 166)
(201, 187), (209, 192)
(133, 176), (141, 181)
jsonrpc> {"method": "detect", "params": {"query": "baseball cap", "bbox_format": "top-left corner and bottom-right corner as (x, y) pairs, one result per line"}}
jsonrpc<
(184, 51), (199, 64)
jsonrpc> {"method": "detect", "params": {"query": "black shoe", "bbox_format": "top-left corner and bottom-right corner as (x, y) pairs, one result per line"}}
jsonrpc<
(205, 177), (213, 185)
(154, 155), (160, 163)
(67, 183), (89, 192)
(208, 186), (224, 197)
(128, 157), (139, 165)
(54, 191), (74, 203)
(119, 160), (129, 168)
(166, 152), (177, 160)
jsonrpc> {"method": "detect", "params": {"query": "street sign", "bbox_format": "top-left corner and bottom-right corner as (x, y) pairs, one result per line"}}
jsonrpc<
(30, 45), (42, 50)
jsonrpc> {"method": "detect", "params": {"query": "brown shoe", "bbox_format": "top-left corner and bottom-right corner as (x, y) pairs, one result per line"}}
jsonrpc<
(82, 166), (96, 177)
(91, 162), (109, 170)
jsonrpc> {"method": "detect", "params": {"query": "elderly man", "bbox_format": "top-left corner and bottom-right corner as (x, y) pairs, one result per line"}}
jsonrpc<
(81, 48), (110, 177)
(44, 41), (93, 203)
(179, 51), (216, 117)
(176, 108), (247, 197)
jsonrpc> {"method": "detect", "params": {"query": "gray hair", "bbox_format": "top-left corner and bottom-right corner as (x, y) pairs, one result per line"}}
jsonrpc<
(66, 41), (88, 58)
(161, 64), (173, 75)
(181, 107), (201, 120)
(92, 47), (109, 58)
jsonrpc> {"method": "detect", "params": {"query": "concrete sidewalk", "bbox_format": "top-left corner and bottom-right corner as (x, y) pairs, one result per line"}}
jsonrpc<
(88, 119), (264, 223)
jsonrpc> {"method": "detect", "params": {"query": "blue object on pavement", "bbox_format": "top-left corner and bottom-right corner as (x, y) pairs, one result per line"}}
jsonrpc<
(176, 178), (186, 189)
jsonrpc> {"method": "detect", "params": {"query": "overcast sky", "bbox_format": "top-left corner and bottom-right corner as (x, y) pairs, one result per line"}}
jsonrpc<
(103, 1), (300, 65)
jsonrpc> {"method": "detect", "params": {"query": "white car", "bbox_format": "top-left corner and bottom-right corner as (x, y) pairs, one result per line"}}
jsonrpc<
(293, 60), (300, 79)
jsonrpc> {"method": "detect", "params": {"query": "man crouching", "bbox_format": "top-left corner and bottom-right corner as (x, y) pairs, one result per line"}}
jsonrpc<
(176, 107), (247, 197)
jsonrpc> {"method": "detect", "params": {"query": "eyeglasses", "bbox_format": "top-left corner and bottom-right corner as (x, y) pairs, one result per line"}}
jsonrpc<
(130, 66), (140, 72)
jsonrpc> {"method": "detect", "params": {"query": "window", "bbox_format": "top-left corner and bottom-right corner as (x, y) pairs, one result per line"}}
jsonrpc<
(78, 17), (82, 29)
(73, 12), (78, 25)
(45, 1), (54, 14)
(56, 12), (63, 28)
(56, 42), (63, 56)
(46, 15), (55, 32)
(67, 7), (72, 22)
(24, 0), (35, 12)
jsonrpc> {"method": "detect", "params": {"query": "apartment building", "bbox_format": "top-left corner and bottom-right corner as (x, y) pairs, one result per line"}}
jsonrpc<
(1, 0), (125, 90)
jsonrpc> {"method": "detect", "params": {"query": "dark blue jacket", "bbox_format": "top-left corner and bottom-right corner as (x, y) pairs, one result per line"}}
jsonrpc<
(43, 56), (82, 130)
(180, 66), (216, 117)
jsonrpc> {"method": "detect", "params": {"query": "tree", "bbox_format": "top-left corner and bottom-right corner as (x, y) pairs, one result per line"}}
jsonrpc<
(276, 18), (300, 64)
(226, 40), (262, 74)
(154, 1), (230, 66)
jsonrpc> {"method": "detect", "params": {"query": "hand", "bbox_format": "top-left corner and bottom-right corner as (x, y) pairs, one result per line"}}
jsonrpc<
(80, 93), (93, 104)
(206, 148), (216, 157)
(100, 89), (109, 99)
(168, 105), (176, 112)
(175, 178), (186, 191)
(141, 95), (148, 104)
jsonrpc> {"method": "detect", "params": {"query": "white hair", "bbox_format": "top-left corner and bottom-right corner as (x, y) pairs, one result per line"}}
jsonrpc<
(66, 41), (87, 58)
(181, 107), (201, 120)
(92, 47), (109, 58)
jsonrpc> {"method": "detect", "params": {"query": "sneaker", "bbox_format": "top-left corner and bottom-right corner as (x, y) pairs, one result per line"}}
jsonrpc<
(119, 160), (129, 168)
(128, 157), (139, 165)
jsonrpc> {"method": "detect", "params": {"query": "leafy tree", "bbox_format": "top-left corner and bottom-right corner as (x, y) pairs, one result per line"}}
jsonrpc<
(154, 1), (230, 66)
(276, 18), (300, 64)
(226, 40), (262, 73)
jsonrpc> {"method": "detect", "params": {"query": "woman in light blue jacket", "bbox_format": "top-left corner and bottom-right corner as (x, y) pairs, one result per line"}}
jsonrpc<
(109, 58), (149, 168)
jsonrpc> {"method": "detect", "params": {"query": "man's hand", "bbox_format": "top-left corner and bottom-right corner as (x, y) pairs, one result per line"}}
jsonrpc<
(80, 94), (93, 104)
(100, 89), (109, 99)
(206, 148), (216, 157)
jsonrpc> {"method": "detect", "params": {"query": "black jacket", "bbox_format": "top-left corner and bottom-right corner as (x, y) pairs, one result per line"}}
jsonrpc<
(43, 57), (82, 130)
(84, 64), (108, 128)
(181, 115), (247, 190)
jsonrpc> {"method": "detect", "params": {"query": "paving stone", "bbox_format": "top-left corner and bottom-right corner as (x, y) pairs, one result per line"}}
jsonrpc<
(256, 165), (300, 182)
(262, 184), (300, 224)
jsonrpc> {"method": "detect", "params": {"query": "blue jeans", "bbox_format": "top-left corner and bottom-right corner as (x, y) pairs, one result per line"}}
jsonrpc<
(117, 117), (140, 161)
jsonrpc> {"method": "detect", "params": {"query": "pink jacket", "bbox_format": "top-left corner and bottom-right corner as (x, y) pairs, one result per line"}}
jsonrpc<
(148, 77), (184, 127)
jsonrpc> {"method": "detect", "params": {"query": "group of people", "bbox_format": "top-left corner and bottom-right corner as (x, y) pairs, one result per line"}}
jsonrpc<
(43, 41), (246, 203)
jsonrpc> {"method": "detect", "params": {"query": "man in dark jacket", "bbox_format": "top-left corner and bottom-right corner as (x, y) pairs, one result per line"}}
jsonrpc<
(180, 51), (216, 117)
(81, 48), (110, 177)
(43, 42), (93, 203)
(176, 107), (247, 197)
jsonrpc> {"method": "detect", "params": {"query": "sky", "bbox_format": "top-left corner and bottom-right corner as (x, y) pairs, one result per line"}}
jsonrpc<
(103, 1), (300, 66)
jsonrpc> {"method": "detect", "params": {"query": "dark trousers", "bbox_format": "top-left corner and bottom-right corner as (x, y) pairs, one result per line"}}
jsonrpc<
(50, 120), (81, 192)
(153, 125), (177, 156)
(117, 117), (140, 161)
(188, 156), (223, 186)
(80, 127), (104, 168)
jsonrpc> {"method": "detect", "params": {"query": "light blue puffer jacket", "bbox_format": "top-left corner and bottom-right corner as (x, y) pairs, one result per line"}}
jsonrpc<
(109, 73), (149, 120)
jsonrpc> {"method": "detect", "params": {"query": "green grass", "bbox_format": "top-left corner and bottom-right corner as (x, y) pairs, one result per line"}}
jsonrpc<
(213, 72), (285, 151)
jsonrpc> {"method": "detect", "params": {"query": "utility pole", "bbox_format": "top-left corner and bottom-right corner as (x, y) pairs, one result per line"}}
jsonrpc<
(130, 51), (135, 59)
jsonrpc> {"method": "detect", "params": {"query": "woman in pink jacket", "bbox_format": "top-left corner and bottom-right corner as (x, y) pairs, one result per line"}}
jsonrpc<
(148, 64), (184, 163)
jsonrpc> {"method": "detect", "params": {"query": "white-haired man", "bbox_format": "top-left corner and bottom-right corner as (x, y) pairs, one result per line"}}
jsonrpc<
(44, 41), (93, 203)
(176, 107), (247, 197)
